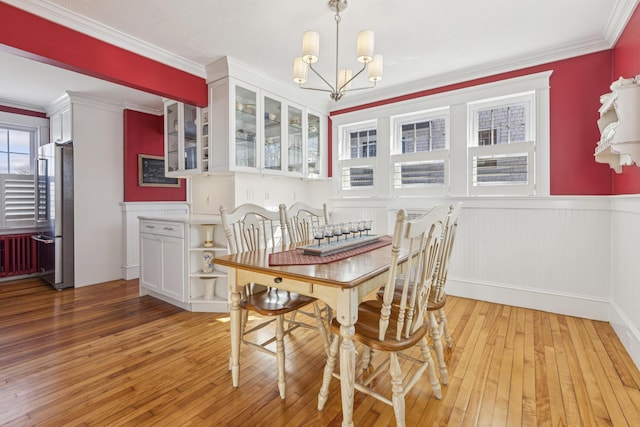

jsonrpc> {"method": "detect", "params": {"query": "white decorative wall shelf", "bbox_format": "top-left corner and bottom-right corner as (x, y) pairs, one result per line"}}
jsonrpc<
(595, 76), (640, 172)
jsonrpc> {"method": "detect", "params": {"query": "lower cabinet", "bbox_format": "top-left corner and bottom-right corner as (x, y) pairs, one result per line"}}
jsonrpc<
(139, 217), (229, 312)
(139, 220), (187, 307)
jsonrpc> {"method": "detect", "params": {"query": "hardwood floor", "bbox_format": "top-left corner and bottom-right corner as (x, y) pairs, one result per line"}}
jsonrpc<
(1, 278), (639, 426)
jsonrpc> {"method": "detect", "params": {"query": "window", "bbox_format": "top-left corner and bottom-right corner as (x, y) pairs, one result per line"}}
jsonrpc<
(468, 92), (535, 195)
(391, 110), (449, 195)
(0, 120), (41, 229)
(330, 71), (551, 199)
(339, 121), (377, 195)
(0, 127), (33, 174)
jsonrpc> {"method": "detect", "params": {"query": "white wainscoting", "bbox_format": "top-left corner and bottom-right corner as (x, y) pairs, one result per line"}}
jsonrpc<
(332, 195), (640, 369)
(120, 202), (189, 280)
(332, 197), (612, 320)
(609, 196), (640, 370)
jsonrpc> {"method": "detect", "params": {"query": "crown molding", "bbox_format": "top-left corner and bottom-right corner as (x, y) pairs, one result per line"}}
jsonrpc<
(3, 0), (206, 78)
(335, 36), (612, 111)
(604, 0), (640, 45)
(0, 97), (47, 113)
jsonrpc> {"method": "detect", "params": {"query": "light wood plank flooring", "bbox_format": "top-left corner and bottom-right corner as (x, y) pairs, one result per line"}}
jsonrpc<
(1, 278), (639, 426)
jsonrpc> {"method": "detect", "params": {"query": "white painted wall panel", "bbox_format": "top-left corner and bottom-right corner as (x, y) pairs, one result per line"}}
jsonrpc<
(72, 99), (123, 287)
(331, 197), (612, 320)
(609, 197), (640, 369)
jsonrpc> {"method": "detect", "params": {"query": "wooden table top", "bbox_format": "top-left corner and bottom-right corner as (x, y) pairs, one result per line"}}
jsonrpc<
(214, 242), (408, 289)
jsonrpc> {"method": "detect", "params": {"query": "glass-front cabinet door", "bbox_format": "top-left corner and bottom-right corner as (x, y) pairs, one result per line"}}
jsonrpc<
(234, 85), (258, 169)
(288, 105), (303, 174)
(263, 96), (283, 172)
(183, 103), (198, 173)
(307, 112), (322, 177)
(164, 100), (201, 177)
(165, 101), (180, 174)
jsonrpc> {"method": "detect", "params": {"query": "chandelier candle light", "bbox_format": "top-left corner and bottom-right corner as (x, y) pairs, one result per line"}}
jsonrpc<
(293, 0), (383, 101)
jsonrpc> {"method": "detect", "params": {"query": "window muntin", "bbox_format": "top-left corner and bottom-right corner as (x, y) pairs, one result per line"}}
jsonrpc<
(477, 104), (526, 146)
(349, 129), (377, 159)
(400, 118), (446, 153)
(0, 127), (34, 175)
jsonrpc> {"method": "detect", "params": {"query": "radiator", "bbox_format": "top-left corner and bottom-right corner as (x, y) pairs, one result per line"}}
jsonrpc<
(0, 234), (37, 277)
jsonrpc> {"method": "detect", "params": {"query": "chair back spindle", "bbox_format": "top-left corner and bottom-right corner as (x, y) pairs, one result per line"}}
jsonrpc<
(281, 202), (330, 245)
(378, 206), (448, 342)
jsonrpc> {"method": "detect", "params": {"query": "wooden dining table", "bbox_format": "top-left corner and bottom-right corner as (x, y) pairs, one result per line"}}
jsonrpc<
(213, 239), (407, 427)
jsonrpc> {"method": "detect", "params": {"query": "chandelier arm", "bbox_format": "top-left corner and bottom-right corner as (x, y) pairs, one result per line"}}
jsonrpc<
(338, 62), (367, 93)
(297, 84), (334, 94)
(308, 62), (337, 93)
(340, 81), (378, 92)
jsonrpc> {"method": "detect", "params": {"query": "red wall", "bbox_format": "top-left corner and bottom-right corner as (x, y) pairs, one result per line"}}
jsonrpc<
(123, 110), (186, 202)
(0, 105), (46, 118)
(0, 2), (207, 107)
(612, 6), (640, 194)
(332, 51), (614, 195)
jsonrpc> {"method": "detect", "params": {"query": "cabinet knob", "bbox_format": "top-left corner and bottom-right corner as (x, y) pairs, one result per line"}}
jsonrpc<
(274, 277), (283, 284)
(145, 225), (155, 229)
(164, 226), (174, 231)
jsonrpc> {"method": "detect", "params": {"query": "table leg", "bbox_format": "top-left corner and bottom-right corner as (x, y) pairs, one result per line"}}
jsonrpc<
(339, 324), (356, 427)
(229, 288), (241, 387)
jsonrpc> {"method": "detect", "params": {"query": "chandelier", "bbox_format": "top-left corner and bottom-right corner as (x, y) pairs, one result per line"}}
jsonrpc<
(292, 0), (383, 102)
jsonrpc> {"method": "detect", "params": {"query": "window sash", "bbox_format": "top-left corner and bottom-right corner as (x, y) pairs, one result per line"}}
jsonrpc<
(391, 150), (449, 196)
(340, 158), (375, 191)
(468, 141), (534, 195)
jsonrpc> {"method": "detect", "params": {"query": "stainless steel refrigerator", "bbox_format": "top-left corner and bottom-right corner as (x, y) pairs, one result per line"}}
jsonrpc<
(32, 141), (74, 290)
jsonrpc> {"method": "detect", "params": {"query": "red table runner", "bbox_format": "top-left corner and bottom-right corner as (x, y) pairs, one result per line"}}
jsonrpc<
(268, 235), (392, 266)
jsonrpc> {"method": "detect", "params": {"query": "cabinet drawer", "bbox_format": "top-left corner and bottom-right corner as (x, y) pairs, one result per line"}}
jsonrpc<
(140, 221), (184, 238)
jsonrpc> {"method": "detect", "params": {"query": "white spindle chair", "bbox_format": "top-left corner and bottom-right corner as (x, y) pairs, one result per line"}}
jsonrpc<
(317, 206), (449, 427)
(220, 202), (327, 399)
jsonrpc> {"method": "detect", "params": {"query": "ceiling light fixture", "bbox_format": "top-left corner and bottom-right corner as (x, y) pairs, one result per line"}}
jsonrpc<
(292, 0), (383, 102)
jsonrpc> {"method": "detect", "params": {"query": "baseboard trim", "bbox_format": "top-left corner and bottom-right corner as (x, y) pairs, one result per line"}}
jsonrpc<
(122, 264), (139, 280)
(609, 301), (640, 370)
(447, 277), (610, 321)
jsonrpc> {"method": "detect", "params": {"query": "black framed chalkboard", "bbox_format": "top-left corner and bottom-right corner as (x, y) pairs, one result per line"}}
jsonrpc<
(138, 154), (180, 187)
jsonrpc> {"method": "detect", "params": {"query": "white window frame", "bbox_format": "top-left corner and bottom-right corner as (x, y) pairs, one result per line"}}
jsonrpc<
(329, 70), (551, 199)
(338, 120), (378, 198)
(391, 108), (449, 196)
(468, 92), (536, 196)
(0, 111), (49, 229)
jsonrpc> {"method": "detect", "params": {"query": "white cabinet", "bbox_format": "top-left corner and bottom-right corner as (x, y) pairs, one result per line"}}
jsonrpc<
(209, 77), (326, 178)
(50, 106), (72, 143)
(139, 220), (187, 307)
(138, 217), (229, 312)
(164, 100), (202, 177)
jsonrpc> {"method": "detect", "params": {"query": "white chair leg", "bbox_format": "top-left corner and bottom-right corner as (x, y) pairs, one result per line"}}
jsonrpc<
(429, 311), (448, 385)
(389, 352), (406, 427)
(317, 333), (340, 410)
(313, 302), (330, 356)
(275, 314), (286, 399)
(418, 337), (442, 399)
(438, 308), (452, 348)
(362, 346), (372, 370)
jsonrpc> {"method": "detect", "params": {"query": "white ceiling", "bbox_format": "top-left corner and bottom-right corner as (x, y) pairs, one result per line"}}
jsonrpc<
(0, 0), (636, 113)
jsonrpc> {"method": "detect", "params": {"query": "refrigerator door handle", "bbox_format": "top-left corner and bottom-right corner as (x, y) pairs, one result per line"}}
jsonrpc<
(31, 235), (55, 244)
